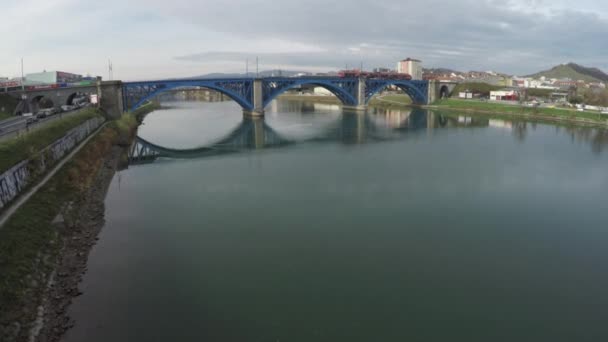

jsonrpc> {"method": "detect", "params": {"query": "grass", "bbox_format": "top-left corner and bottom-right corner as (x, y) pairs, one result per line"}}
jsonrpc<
(277, 94), (341, 104)
(0, 95), (18, 120)
(433, 99), (608, 123)
(0, 108), (103, 173)
(370, 94), (413, 107)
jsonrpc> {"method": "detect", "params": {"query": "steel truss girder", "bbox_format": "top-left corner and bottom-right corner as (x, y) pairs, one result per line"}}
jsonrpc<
(123, 79), (254, 111)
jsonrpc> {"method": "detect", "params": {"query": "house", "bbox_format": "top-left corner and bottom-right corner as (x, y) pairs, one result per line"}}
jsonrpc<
(490, 90), (519, 101)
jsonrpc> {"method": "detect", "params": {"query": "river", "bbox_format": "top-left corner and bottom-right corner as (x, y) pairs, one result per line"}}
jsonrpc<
(62, 99), (608, 342)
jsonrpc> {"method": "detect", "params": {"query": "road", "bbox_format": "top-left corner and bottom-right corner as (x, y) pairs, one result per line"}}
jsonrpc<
(0, 107), (91, 142)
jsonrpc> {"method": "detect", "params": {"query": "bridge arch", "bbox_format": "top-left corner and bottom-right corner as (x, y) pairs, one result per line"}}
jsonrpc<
(439, 85), (450, 99)
(123, 80), (254, 112)
(364, 80), (428, 105)
(30, 95), (55, 113)
(262, 78), (358, 108)
(66, 92), (90, 106)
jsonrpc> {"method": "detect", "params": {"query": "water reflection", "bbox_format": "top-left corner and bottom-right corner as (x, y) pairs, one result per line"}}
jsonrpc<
(129, 117), (292, 163)
(129, 101), (608, 165)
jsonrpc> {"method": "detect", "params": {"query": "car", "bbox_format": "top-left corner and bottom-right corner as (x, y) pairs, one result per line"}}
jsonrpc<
(25, 117), (38, 125)
(36, 111), (48, 119)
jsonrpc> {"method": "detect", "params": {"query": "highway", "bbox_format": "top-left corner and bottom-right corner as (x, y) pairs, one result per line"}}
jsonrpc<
(0, 107), (91, 142)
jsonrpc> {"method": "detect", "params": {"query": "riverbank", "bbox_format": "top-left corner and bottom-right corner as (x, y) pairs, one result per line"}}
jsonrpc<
(428, 99), (608, 127)
(276, 93), (413, 109)
(0, 103), (157, 342)
(277, 94), (341, 104)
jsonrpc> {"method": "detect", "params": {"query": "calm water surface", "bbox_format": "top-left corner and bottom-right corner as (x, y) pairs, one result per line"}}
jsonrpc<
(63, 100), (608, 342)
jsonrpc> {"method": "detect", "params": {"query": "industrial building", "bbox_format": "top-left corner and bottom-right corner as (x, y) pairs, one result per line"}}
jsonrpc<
(26, 71), (82, 84)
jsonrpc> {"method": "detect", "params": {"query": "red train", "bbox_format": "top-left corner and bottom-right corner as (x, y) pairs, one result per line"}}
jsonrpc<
(338, 69), (412, 80)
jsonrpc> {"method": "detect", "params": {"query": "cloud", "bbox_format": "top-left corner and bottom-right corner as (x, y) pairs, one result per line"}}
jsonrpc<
(1, 0), (607, 79)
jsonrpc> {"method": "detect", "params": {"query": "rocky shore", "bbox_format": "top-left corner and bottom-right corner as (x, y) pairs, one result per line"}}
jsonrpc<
(37, 144), (125, 342)
(0, 106), (153, 342)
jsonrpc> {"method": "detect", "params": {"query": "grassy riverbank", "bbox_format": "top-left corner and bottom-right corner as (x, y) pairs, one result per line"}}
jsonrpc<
(277, 94), (341, 104)
(0, 109), (103, 173)
(369, 94), (412, 108)
(0, 105), (157, 341)
(276, 93), (414, 109)
(430, 99), (608, 126)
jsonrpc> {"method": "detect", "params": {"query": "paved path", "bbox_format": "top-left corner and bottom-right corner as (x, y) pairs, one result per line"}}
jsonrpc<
(0, 121), (107, 228)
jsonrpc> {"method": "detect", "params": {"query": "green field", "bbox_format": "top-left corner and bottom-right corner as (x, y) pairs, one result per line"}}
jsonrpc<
(368, 94), (413, 109)
(433, 99), (608, 124)
(0, 109), (103, 173)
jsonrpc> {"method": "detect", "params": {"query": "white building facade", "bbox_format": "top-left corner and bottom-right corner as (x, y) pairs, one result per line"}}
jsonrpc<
(397, 58), (423, 80)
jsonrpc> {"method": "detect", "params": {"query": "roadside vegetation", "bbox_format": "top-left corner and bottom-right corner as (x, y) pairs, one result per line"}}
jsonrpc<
(0, 95), (18, 120)
(0, 109), (102, 173)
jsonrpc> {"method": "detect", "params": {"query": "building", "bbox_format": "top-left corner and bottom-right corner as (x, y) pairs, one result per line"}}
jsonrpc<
(397, 58), (423, 80)
(314, 87), (333, 96)
(373, 67), (392, 73)
(26, 71), (82, 84)
(490, 90), (519, 101)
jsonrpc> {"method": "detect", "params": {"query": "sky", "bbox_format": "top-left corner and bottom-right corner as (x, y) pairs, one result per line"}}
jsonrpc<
(1, 0), (608, 80)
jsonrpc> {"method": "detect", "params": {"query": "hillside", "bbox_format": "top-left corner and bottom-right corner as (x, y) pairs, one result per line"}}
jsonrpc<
(527, 63), (608, 83)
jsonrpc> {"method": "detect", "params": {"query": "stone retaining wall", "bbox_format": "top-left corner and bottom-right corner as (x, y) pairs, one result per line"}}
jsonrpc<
(0, 117), (105, 210)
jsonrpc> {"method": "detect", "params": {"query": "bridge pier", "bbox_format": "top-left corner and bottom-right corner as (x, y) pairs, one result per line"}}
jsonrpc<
(99, 81), (124, 119)
(244, 79), (265, 117)
(243, 109), (265, 117)
(342, 105), (367, 112)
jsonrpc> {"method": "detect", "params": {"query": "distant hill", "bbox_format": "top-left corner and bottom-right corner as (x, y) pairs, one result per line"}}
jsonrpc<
(526, 63), (608, 83)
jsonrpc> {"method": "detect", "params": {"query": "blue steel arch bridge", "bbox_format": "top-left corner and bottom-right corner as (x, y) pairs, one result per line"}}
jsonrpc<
(122, 77), (446, 116)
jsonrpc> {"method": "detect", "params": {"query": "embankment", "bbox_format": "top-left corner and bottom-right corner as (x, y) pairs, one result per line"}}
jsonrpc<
(0, 103), (157, 342)
(427, 99), (608, 127)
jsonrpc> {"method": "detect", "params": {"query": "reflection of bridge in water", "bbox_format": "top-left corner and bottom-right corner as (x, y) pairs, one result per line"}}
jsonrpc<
(128, 109), (459, 165)
(129, 117), (291, 163)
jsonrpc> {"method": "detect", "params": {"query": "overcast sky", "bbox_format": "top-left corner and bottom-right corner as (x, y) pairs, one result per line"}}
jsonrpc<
(1, 0), (607, 80)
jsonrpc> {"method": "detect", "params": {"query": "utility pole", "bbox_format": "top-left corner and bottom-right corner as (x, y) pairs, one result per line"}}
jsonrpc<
(21, 58), (25, 92)
(246, 58), (249, 77)
(256, 56), (259, 78)
(108, 59), (113, 81)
